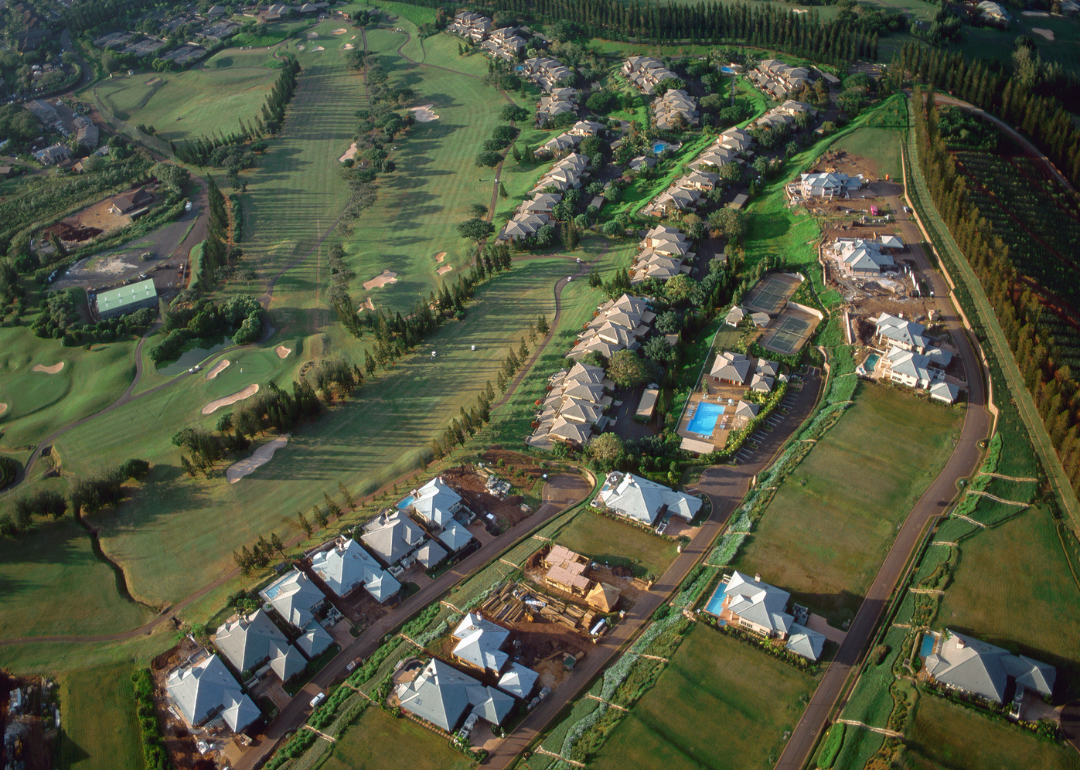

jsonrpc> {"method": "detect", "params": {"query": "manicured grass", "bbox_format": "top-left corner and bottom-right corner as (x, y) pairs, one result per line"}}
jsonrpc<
(86, 49), (280, 143)
(834, 127), (902, 180)
(591, 626), (816, 770)
(0, 515), (154, 639)
(904, 695), (1080, 770)
(52, 259), (571, 608)
(937, 505), (1080, 670)
(734, 382), (964, 625)
(555, 509), (679, 580)
(59, 662), (145, 770)
(317, 705), (474, 770)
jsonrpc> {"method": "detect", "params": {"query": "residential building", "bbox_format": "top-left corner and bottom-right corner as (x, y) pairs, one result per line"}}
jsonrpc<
(497, 662), (539, 699)
(108, 188), (154, 215)
(621, 56), (677, 95)
(438, 519), (474, 553)
(832, 238), (897, 277)
(522, 57), (572, 90)
(976, 0), (1010, 24)
(361, 509), (426, 567)
(708, 571), (825, 660)
(585, 582), (621, 612)
(310, 537), (400, 604)
(416, 539), (449, 569)
(652, 88), (698, 131)
(294, 621), (333, 659)
(750, 59), (811, 99)
(594, 472), (702, 526)
(631, 225), (694, 282)
(542, 545), (591, 595)
(410, 477), (464, 529)
(873, 313), (931, 352)
(792, 172), (862, 199)
(447, 11), (492, 42)
(33, 143), (72, 166)
(259, 568), (326, 631)
(451, 613), (510, 673)
(480, 27), (526, 63)
(923, 630), (1054, 703)
(711, 351), (753, 385)
(529, 362), (614, 449)
(213, 610), (305, 681)
(166, 654), (261, 733)
(568, 293), (655, 361)
(396, 659), (515, 732)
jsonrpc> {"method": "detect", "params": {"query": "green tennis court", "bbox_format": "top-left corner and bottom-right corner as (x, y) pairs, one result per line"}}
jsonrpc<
(743, 274), (799, 315)
(762, 315), (812, 356)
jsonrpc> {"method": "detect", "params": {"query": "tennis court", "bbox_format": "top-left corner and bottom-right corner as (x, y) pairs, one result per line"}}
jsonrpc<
(743, 273), (801, 316)
(761, 312), (816, 356)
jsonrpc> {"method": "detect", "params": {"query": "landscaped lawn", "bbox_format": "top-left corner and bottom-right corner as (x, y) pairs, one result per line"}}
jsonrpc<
(316, 705), (474, 770)
(834, 127), (902, 180)
(735, 382), (964, 625)
(58, 662), (145, 770)
(555, 509), (679, 580)
(591, 626), (816, 770)
(937, 505), (1080, 670)
(904, 694), (1080, 770)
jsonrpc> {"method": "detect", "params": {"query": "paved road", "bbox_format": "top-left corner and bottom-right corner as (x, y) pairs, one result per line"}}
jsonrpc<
(483, 371), (827, 769)
(774, 199), (993, 770)
(232, 472), (593, 770)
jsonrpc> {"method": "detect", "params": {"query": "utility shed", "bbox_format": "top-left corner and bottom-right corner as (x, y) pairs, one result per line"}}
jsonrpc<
(95, 278), (157, 319)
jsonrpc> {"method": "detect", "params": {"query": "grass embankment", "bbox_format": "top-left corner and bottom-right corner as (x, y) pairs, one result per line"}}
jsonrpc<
(555, 510), (678, 580)
(592, 626), (816, 770)
(58, 662), (145, 770)
(734, 381), (963, 626)
(315, 705), (474, 770)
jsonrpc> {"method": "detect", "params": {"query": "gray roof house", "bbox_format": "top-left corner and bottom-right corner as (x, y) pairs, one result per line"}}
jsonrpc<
(310, 537), (400, 604)
(924, 630), (1055, 703)
(709, 571), (824, 660)
(362, 509), (426, 566)
(214, 610), (305, 681)
(166, 654), (261, 733)
(396, 658), (515, 732)
(438, 519), (474, 553)
(595, 472), (702, 526)
(873, 313), (931, 352)
(416, 539), (449, 569)
(710, 351), (752, 385)
(452, 613), (510, 673)
(294, 621), (333, 659)
(498, 662), (540, 699)
(410, 477), (464, 529)
(259, 568), (326, 631)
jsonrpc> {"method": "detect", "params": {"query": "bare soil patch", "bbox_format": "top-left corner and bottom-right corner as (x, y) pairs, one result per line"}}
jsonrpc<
(227, 434), (288, 483)
(363, 269), (398, 290)
(275, 345), (292, 359)
(32, 362), (65, 374)
(436, 265), (453, 276)
(201, 383), (259, 415)
(205, 359), (230, 379)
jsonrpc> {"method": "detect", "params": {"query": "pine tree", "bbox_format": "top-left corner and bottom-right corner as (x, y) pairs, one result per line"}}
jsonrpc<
(323, 492), (342, 521)
(537, 314), (550, 335)
(313, 504), (328, 529)
(338, 481), (355, 511)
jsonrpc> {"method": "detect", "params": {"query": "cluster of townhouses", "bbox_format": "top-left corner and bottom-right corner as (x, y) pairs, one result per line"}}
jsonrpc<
(570, 293), (656, 362)
(620, 56), (678, 95)
(871, 312), (960, 403)
(653, 88), (699, 131)
(445, 10), (526, 62)
(446, 10), (490, 41)
(641, 126), (752, 217)
(751, 99), (815, 132)
(749, 58), (812, 99)
(631, 225), (696, 283)
(536, 119), (604, 157)
(497, 151), (590, 242)
(528, 361), (614, 448)
(521, 55), (573, 91)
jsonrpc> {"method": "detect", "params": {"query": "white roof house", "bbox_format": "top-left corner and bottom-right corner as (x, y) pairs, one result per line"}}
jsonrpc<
(924, 630), (1055, 703)
(411, 477), (464, 529)
(711, 351), (752, 384)
(396, 659), (515, 732)
(416, 539), (449, 569)
(295, 621), (333, 659)
(362, 509), (427, 566)
(438, 519), (474, 553)
(873, 313), (930, 352)
(712, 571), (824, 660)
(310, 537), (401, 603)
(596, 472), (702, 525)
(452, 613), (510, 673)
(498, 662), (540, 699)
(836, 239), (896, 275)
(166, 655), (261, 733)
(259, 568), (326, 631)
(214, 610), (305, 680)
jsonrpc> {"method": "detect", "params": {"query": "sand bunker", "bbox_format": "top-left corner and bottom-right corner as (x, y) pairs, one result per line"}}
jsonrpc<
(0, 403), (7, 416)
(206, 359), (231, 379)
(33, 363), (65, 374)
(1022, 9), (1049, 15)
(434, 252), (447, 262)
(343, 43), (355, 50)
(297, 44), (305, 50)
(202, 384), (259, 416)
(276, 346), (292, 359)
(436, 265), (453, 276)
(359, 297), (376, 313)
(363, 270), (399, 290)
(307, 31), (319, 39)
(145, 77), (162, 86)
(332, 28), (349, 34)
(339, 141), (359, 163)
(350, 34), (356, 40)
(311, 46), (325, 52)
(227, 435), (289, 484)
(409, 104), (440, 122)
(1032, 27), (1054, 40)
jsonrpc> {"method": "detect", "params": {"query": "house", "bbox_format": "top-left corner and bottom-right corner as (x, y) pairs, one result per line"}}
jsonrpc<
(361, 509), (426, 567)
(923, 630), (1055, 703)
(259, 568), (326, 631)
(585, 582), (621, 612)
(595, 472), (702, 526)
(568, 293), (655, 361)
(708, 571), (824, 660)
(886, 347), (939, 390)
(725, 306), (746, 327)
(621, 56), (678, 94)
(718, 127), (753, 153)
(108, 188), (154, 215)
(294, 621), (333, 659)
(711, 351), (752, 385)
(975, 0), (1010, 24)
(537, 132), (580, 157)
(530, 362), (614, 448)
(415, 540), (449, 569)
(310, 537), (401, 604)
(543, 545), (591, 595)
(873, 313), (931, 352)
(653, 89), (698, 131)
(569, 120), (604, 137)
(447, 11), (492, 42)
(834, 238), (896, 277)
(794, 172), (862, 199)
(214, 611), (305, 681)
(166, 654), (261, 733)
(396, 659), (515, 732)
(452, 613), (510, 673)
(733, 400), (760, 423)
(33, 143), (72, 166)
(95, 279), (158, 320)
(929, 380), (960, 404)
(497, 662), (539, 699)
(751, 59), (811, 99)
(410, 477), (464, 529)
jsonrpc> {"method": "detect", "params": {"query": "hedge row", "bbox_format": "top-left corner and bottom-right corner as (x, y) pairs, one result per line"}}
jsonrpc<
(130, 669), (173, 770)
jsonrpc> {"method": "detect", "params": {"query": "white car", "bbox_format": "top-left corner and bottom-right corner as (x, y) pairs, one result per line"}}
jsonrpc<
(310, 692), (326, 709)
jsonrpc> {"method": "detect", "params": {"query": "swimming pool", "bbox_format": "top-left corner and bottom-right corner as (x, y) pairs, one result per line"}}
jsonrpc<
(704, 582), (728, 616)
(396, 495), (415, 510)
(862, 354), (879, 373)
(653, 141), (671, 154)
(920, 632), (936, 658)
(687, 402), (724, 436)
(720, 66), (736, 74)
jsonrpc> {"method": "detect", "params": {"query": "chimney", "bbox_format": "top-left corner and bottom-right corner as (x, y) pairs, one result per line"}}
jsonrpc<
(955, 637), (965, 650)
(754, 573), (761, 583)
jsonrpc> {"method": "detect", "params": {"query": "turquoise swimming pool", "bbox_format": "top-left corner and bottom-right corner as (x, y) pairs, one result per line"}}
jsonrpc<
(705, 582), (728, 616)
(863, 354), (880, 372)
(653, 141), (672, 154)
(920, 633), (936, 658)
(396, 495), (415, 510)
(687, 402), (724, 436)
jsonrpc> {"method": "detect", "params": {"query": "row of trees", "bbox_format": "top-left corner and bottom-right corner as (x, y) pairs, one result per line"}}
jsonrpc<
(911, 89), (1080, 494)
(233, 532), (286, 576)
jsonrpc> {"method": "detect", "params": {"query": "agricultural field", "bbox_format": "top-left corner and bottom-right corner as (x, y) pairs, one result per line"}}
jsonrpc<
(317, 705), (474, 770)
(86, 49), (281, 144)
(591, 626), (816, 770)
(58, 662), (145, 770)
(936, 505), (1080, 672)
(734, 382), (964, 625)
(554, 509), (679, 580)
(903, 694), (1080, 770)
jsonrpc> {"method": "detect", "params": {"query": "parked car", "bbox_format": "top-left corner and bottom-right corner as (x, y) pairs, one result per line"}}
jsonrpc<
(346, 658), (361, 673)
(310, 691), (326, 709)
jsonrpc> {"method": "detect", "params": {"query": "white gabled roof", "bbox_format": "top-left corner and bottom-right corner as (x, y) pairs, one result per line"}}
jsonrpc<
(412, 477), (463, 527)
(259, 569), (325, 630)
(166, 655), (260, 732)
(497, 662), (540, 699)
(310, 538), (400, 602)
(453, 613), (510, 672)
(597, 472), (701, 525)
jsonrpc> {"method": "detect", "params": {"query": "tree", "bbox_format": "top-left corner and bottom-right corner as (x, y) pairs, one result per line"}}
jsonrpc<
(338, 480), (354, 510)
(323, 492), (342, 521)
(470, 202), (489, 219)
(500, 104), (530, 123)
(644, 335), (676, 362)
(298, 511), (313, 536)
(475, 150), (502, 167)
(608, 349), (648, 388)
(537, 314), (550, 335)
(312, 504), (328, 529)
(457, 217), (495, 245)
(587, 433), (624, 471)
(708, 208), (746, 244)
(498, 182), (508, 199)
(270, 532), (286, 558)
(217, 412), (234, 434)
(234, 548), (254, 576)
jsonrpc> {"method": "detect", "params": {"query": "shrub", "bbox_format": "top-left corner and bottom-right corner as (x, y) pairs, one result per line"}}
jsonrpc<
(120, 458), (151, 481)
(0, 456), (21, 490)
(818, 722), (845, 769)
(130, 669), (173, 770)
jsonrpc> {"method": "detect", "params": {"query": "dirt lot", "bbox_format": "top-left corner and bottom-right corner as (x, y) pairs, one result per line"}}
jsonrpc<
(1, 673), (56, 770)
(440, 450), (546, 530)
(151, 642), (220, 770)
